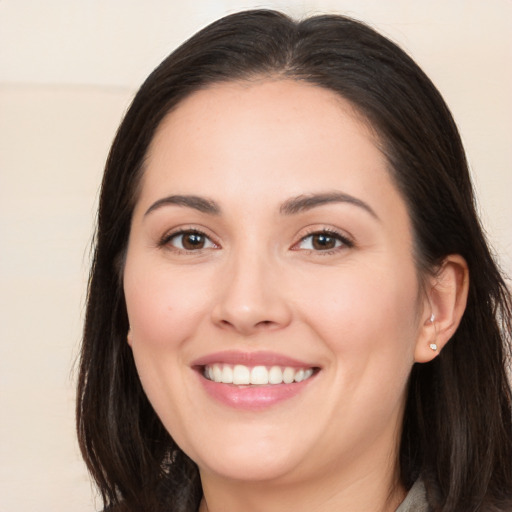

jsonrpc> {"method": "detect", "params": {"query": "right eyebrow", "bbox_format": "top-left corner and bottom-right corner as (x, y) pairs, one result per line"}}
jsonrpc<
(144, 195), (221, 217)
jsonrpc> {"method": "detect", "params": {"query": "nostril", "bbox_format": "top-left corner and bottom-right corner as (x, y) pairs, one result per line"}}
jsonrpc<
(256, 320), (276, 328)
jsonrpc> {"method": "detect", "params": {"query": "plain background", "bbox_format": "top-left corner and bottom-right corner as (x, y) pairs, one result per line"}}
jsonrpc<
(1, 1), (510, 510)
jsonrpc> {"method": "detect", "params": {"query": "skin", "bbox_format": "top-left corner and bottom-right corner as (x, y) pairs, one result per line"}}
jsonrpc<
(123, 80), (468, 512)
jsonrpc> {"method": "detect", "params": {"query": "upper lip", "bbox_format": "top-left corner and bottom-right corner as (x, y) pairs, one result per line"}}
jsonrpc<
(191, 350), (318, 369)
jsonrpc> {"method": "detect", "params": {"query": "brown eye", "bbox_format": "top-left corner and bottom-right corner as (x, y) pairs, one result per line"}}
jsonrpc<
(166, 230), (216, 251)
(311, 233), (338, 250)
(296, 231), (352, 252)
(182, 232), (206, 250)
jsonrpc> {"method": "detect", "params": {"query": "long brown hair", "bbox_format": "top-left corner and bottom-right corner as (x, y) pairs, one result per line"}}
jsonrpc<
(77, 10), (512, 511)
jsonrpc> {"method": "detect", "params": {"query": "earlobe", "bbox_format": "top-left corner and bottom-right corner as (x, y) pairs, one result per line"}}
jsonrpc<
(414, 255), (469, 363)
(127, 328), (133, 347)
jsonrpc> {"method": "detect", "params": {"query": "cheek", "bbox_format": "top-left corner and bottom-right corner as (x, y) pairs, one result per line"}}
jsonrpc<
(124, 261), (212, 349)
(297, 261), (420, 363)
(307, 264), (420, 421)
(123, 261), (211, 434)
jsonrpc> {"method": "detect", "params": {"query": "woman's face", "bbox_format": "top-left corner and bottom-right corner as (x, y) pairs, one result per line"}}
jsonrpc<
(124, 80), (430, 485)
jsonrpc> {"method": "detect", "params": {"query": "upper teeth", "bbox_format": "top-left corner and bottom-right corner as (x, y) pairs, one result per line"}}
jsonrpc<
(204, 364), (314, 385)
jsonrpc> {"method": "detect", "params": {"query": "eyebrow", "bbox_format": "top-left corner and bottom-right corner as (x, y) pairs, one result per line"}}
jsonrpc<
(144, 191), (378, 220)
(144, 195), (221, 216)
(279, 192), (379, 219)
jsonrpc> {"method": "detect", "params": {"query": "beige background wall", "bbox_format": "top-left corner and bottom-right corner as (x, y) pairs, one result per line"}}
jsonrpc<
(1, 1), (510, 511)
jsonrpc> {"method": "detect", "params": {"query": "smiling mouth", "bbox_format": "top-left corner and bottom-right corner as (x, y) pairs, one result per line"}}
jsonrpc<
(202, 364), (317, 386)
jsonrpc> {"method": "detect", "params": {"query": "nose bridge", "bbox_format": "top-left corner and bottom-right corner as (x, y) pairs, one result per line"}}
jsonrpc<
(212, 239), (291, 334)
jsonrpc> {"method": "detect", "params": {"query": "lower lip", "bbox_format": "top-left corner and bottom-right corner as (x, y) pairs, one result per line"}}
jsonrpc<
(197, 372), (316, 410)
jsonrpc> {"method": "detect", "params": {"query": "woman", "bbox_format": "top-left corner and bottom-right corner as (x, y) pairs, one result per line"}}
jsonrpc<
(76, 10), (512, 512)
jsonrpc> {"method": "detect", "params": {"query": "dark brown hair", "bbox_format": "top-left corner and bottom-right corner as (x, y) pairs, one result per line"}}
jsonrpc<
(77, 10), (512, 512)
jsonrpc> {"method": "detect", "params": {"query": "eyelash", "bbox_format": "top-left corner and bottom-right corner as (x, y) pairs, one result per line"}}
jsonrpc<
(159, 227), (354, 255)
(159, 228), (219, 253)
(293, 228), (354, 255)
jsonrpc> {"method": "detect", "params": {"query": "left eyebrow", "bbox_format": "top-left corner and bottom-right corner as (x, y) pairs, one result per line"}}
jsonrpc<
(279, 192), (379, 220)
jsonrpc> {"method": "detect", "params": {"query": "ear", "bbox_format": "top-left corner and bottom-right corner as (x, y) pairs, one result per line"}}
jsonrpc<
(127, 328), (133, 347)
(414, 255), (469, 363)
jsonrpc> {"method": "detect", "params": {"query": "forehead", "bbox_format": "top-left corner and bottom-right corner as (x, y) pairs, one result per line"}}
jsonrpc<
(141, 80), (387, 197)
(151, 79), (376, 148)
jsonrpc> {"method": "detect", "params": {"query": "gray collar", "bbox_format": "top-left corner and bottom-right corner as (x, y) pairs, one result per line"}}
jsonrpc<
(395, 480), (428, 512)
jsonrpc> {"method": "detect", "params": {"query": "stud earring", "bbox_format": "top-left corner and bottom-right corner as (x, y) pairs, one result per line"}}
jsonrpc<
(429, 314), (437, 350)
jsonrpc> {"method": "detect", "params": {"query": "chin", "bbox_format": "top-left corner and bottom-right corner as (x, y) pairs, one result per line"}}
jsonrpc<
(183, 427), (309, 483)
(197, 452), (302, 483)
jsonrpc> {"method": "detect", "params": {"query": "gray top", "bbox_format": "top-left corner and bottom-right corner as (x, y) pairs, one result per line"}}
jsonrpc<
(396, 480), (429, 512)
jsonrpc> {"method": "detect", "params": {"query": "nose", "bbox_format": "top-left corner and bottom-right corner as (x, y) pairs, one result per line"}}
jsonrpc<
(211, 251), (292, 336)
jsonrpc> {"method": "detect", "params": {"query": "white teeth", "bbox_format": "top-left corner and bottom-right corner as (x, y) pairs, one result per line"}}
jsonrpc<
(294, 369), (305, 382)
(268, 366), (283, 384)
(221, 365), (233, 384)
(204, 363), (315, 385)
(282, 367), (295, 384)
(233, 364), (250, 385)
(212, 364), (222, 382)
(250, 366), (268, 385)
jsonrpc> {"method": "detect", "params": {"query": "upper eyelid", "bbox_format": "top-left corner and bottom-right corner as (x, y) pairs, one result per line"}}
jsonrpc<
(160, 227), (219, 247)
(161, 225), (214, 238)
(290, 228), (355, 254)
(297, 226), (354, 243)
